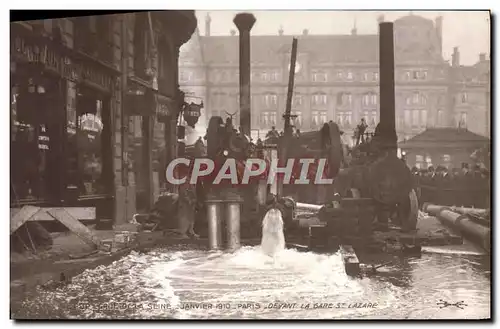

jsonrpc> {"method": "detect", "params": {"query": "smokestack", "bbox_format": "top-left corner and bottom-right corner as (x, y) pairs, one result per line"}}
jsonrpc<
(452, 47), (460, 66)
(435, 16), (443, 55)
(205, 13), (211, 36)
(351, 18), (357, 35)
(233, 13), (256, 137)
(302, 29), (309, 36)
(378, 22), (397, 150)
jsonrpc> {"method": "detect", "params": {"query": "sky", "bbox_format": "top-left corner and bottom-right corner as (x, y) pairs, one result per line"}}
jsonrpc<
(194, 10), (490, 65)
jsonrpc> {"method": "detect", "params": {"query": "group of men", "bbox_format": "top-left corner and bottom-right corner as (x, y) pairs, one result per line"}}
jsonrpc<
(413, 163), (490, 209)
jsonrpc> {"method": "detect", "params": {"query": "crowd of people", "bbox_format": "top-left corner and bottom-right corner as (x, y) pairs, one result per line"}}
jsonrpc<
(412, 163), (490, 209)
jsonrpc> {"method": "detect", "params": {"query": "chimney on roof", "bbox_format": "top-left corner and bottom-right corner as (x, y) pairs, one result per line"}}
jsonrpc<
(230, 29), (236, 36)
(351, 18), (357, 35)
(205, 13), (211, 36)
(377, 14), (385, 24)
(435, 16), (443, 55)
(302, 29), (309, 36)
(278, 25), (284, 36)
(479, 53), (486, 62)
(452, 47), (460, 67)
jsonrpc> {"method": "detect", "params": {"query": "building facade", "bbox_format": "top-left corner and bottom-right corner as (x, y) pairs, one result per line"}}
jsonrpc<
(179, 13), (490, 145)
(10, 11), (197, 223)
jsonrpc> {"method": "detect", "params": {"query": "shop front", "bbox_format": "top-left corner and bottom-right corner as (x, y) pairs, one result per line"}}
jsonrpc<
(125, 79), (178, 211)
(10, 23), (119, 220)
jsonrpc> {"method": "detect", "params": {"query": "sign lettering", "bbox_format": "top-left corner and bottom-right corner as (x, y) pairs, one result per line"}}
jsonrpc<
(12, 36), (113, 91)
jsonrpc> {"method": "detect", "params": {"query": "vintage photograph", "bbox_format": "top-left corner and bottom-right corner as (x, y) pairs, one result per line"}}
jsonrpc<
(9, 10), (491, 320)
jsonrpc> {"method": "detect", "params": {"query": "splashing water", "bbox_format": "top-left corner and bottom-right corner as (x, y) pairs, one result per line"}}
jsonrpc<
(14, 246), (490, 320)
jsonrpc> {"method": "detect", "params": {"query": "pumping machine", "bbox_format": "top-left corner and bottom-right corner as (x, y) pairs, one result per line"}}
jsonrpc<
(196, 13), (421, 270)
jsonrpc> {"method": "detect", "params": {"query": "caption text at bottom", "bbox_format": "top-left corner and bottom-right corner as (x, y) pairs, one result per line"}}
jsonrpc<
(76, 302), (379, 311)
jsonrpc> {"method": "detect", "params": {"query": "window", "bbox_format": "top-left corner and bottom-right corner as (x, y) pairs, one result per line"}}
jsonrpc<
(421, 109), (428, 127)
(371, 110), (377, 126)
(415, 155), (424, 169)
(269, 111), (277, 126)
(336, 112), (343, 126)
(346, 71), (354, 80)
(292, 94), (302, 106)
(373, 72), (379, 81)
(425, 156), (433, 168)
(72, 86), (111, 197)
(312, 93), (327, 106)
(412, 93), (419, 104)
(443, 154), (451, 163)
(404, 109), (411, 127)
(311, 111), (319, 127)
(337, 111), (352, 127)
(270, 71), (279, 81)
(292, 111), (302, 127)
(461, 92), (468, 103)
(337, 92), (352, 106)
(312, 71), (327, 82)
(261, 71), (268, 81)
(336, 71), (343, 79)
(261, 112), (269, 126)
(320, 111), (327, 124)
(264, 93), (278, 108)
(437, 109), (444, 127)
(343, 112), (352, 127)
(409, 70), (428, 81)
(459, 112), (467, 128)
(345, 93), (352, 105)
(362, 93), (377, 106)
(363, 72), (370, 81)
(409, 92), (426, 105)
(412, 110), (419, 127)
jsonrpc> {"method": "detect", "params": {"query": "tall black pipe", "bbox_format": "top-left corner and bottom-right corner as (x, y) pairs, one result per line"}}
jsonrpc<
(378, 22), (397, 150)
(233, 13), (256, 138)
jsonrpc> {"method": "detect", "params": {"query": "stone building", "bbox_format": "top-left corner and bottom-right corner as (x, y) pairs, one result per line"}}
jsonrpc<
(10, 11), (197, 224)
(179, 13), (490, 145)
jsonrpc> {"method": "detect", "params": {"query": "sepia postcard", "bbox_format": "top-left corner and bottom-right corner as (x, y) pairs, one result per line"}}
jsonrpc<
(9, 9), (491, 320)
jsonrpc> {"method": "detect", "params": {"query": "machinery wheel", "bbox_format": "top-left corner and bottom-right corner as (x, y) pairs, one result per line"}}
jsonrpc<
(320, 121), (343, 178)
(398, 188), (419, 232)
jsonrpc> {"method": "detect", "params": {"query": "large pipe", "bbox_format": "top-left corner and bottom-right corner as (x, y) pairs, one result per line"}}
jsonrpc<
(296, 202), (323, 213)
(226, 201), (242, 251)
(450, 206), (489, 219)
(206, 200), (223, 250)
(234, 13), (256, 138)
(378, 22), (397, 150)
(423, 203), (490, 252)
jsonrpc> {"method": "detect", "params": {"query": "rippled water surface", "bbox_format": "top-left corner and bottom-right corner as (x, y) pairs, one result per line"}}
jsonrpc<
(15, 246), (490, 319)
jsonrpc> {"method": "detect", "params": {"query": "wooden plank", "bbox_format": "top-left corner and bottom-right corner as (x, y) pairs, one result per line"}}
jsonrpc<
(10, 206), (40, 235)
(340, 245), (360, 277)
(11, 207), (96, 221)
(47, 208), (100, 247)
